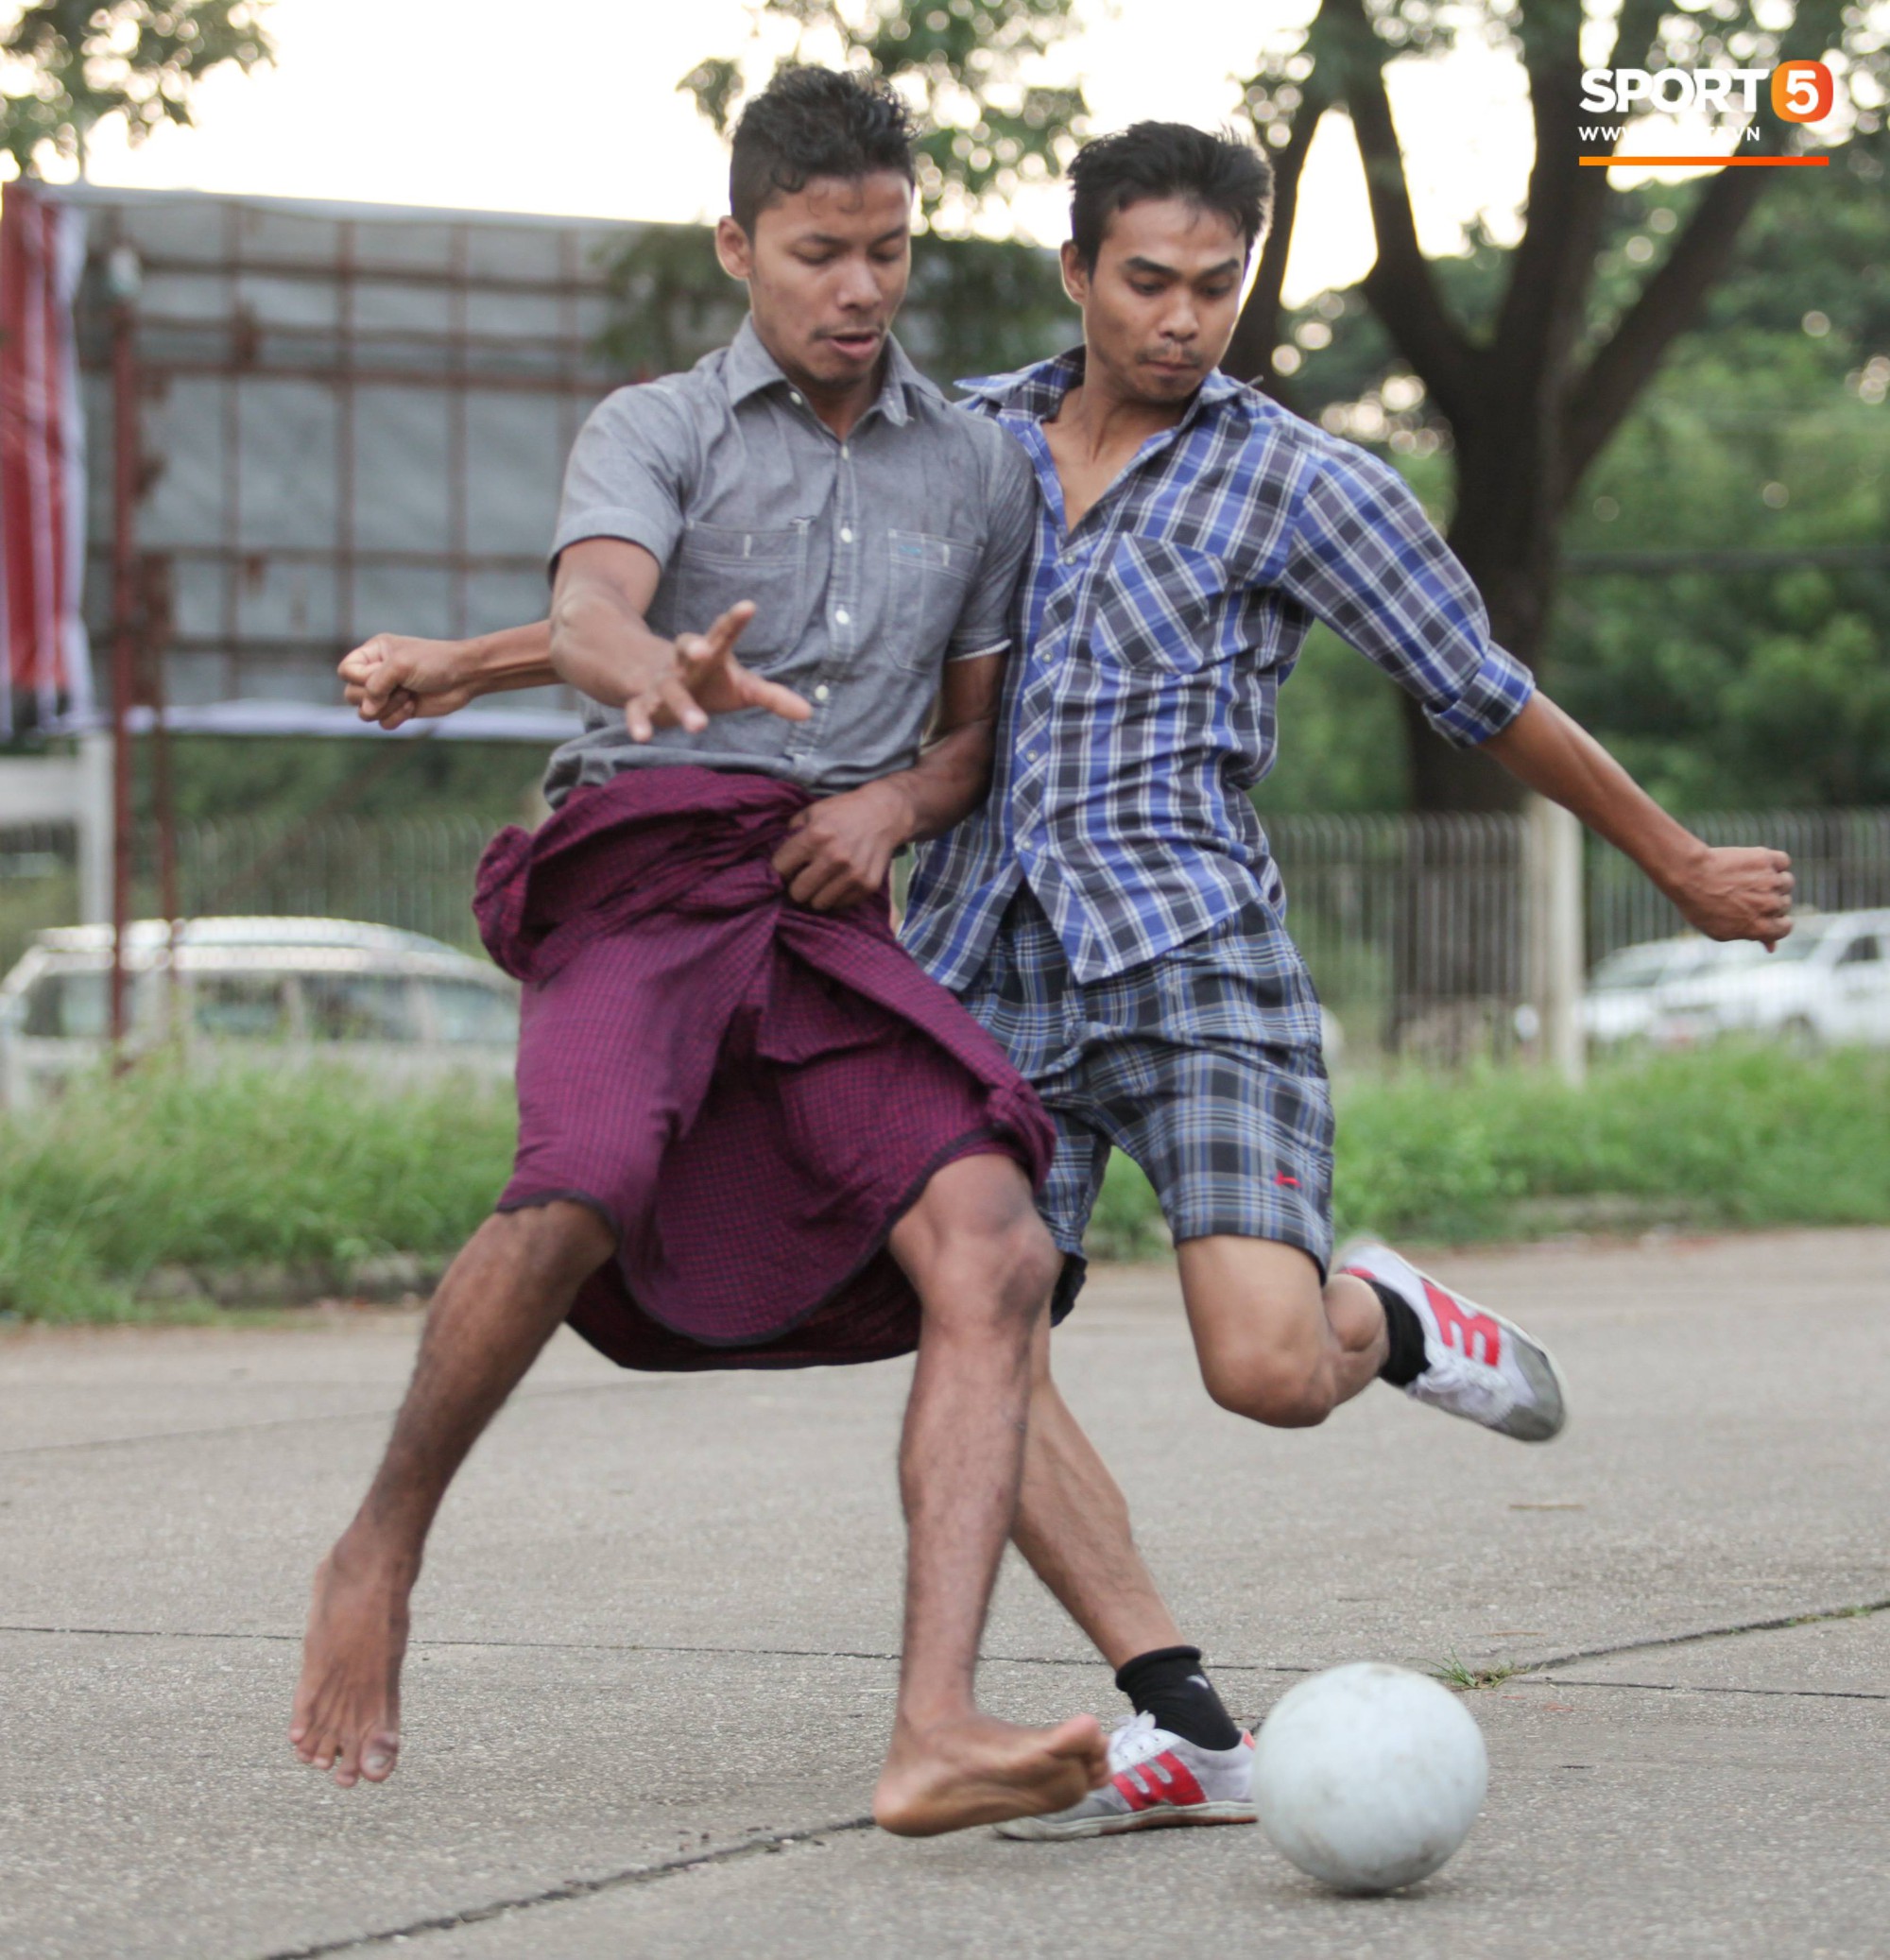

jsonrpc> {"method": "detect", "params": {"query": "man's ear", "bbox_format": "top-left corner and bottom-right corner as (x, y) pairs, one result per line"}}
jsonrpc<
(1058, 238), (1089, 307)
(715, 215), (753, 282)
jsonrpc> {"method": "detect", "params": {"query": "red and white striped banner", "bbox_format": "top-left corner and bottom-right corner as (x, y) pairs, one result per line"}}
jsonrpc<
(0, 180), (92, 736)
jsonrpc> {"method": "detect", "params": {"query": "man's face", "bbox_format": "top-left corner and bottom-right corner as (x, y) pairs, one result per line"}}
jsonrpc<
(717, 171), (914, 393)
(1062, 198), (1250, 406)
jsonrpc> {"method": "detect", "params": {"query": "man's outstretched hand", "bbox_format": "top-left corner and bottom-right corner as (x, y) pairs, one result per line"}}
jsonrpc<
(338, 634), (476, 730)
(625, 601), (812, 743)
(1670, 846), (1796, 948)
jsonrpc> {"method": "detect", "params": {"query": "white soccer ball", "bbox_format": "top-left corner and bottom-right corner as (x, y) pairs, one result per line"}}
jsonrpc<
(1252, 1661), (1488, 1894)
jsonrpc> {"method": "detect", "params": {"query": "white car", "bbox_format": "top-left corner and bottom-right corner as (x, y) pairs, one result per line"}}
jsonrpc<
(1648, 909), (1890, 1050)
(0, 917), (519, 1108)
(1580, 934), (1762, 1046)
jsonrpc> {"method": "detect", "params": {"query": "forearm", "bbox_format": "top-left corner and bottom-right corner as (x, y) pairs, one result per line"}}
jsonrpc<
(547, 582), (670, 708)
(871, 712), (999, 845)
(1482, 693), (1705, 898)
(459, 621), (557, 696)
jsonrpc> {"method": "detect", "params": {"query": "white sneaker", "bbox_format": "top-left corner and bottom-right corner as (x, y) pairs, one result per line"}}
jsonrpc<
(994, 1711), (1256, 1840)
(1339, 1239), (1568, 1443)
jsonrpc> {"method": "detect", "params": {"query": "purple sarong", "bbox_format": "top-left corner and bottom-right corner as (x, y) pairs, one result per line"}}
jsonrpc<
(473, 766), (1055, 1372)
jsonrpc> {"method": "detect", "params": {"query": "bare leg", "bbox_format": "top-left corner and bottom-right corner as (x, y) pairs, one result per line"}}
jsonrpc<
(290, 1201), (612, 1786)
(1177, 1236), (1386, 1428)
(1011, 1317), (1186, 1670)
(871, 1155), (1108, 1835)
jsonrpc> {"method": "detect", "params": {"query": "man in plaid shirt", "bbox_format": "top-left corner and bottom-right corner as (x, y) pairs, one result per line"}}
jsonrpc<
(897, 123), (1794, 1840)
(338, 114), (1794, 1841)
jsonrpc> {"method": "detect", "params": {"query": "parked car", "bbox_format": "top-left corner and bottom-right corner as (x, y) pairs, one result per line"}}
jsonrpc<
(1580, 934), (1758, 1046)
(1648, 908), (1890, 1050)
(0, 917), (519, 1108)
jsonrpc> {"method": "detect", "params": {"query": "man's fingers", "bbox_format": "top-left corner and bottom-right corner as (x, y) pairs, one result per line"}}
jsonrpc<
(624, 687), (662, 743)
(702, 600), (756, 659)
(771, 827), (818, 881)
(657, 674), (708, 732)
(789, 858), (854, 910)
(738, 672), (814, 722)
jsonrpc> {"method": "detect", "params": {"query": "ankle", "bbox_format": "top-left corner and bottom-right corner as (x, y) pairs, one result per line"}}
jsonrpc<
(329, 1521), (421, 1588)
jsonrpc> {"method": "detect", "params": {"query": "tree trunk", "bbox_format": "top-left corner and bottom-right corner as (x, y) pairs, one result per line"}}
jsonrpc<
(1402, 397), (1570, 811)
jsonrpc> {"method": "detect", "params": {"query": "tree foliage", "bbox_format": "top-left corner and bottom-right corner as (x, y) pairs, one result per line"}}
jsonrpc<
(679, 0), (1086, 232)
(0, 1), (273, 178)
(1225, 0), (1887, 808)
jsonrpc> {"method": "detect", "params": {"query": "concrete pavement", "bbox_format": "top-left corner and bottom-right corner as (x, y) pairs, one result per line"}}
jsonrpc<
(1, 1229), (1885, 1958)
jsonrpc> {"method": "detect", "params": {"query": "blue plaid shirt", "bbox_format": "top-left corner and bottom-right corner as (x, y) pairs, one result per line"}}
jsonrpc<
(902, 350), (1536, 988)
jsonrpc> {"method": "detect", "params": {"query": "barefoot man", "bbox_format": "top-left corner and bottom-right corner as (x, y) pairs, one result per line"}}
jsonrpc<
(291, 66), (1108, 1834)
(330, 116), (1794, 1843)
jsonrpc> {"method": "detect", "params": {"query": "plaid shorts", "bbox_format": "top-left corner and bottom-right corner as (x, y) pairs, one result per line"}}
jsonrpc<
(954, 886), (1335, 1315)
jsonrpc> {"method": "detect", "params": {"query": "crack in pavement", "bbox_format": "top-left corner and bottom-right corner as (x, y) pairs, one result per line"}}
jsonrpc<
(255, 1815), (876, 1960)
(1513, 1676), (1889, 1702)
(3, 1597), (1883, 1695)
(1508, 1596), (1890, 1677)
(0, 1377), (681, 1461)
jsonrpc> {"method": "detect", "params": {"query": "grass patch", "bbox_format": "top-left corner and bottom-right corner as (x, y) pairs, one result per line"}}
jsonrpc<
(0, 1061), (515, 1323)
(2, 1043), (1886, 1322)
(1431, 1655), (1519, 1691)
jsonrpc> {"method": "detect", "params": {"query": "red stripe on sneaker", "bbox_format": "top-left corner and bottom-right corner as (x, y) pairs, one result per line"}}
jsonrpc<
(1423, 1277), (1503, 1367)
(1153, 1753), (1208, 1807)
(1113, 1752), (1210, 1812)
(1112, 1767), (1162, 1811)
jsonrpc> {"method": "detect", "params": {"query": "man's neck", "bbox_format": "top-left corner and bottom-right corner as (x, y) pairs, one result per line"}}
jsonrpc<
(1049, 353), (1191, 462)
(755, 323), (888, 439)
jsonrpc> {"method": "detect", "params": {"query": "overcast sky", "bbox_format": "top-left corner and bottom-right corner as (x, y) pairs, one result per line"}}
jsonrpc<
(40, 0), (1876, 313)
(23, 0), (1558, 306)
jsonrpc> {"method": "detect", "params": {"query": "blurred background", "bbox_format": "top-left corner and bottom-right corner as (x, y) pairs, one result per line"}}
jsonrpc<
(0, 0), (1885, 1313)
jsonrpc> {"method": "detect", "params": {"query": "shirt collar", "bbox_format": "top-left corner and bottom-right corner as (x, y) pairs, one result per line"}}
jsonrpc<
(958, 344), (1255, 430)
(725, 315), (941, 427)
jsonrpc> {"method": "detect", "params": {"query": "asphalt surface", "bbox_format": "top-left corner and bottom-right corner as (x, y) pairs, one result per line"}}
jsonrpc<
(1, 1229), (1885, 1958)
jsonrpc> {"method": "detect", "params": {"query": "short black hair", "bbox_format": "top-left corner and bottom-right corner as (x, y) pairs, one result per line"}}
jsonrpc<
(1067, 123), (1273, 270)
(729, 66), (916, 234)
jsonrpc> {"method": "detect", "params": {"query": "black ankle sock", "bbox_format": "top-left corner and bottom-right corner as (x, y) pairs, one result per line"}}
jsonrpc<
(1370, 1280), (1429, 1386)
(1113, 1645), (1242, 1751)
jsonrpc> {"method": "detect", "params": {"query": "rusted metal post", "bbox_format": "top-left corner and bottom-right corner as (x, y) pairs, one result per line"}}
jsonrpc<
(107, 251), (141, 1060)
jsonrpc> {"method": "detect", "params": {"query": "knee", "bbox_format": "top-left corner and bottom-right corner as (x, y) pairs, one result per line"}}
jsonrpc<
(924, 1211), (1060, 1337)
(484, 1199), (615, 1285)
(1199, 1341), (1336, 1429)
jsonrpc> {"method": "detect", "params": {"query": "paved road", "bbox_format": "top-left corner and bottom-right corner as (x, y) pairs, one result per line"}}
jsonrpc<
(2, 1230), (1885, 1958)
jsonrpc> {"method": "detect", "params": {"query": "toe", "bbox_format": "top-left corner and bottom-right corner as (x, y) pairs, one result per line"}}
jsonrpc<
(360, 1731), (400, 1782)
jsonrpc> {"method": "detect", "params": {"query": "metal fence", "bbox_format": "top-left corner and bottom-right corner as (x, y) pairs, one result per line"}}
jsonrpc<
(6, 805), (1887, 1062)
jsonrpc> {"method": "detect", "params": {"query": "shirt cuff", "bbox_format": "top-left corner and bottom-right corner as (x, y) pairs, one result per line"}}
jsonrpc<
(1422, 643), (1536, 748)
(945, 639), (1009, 664)
(548, 509), (679, 576)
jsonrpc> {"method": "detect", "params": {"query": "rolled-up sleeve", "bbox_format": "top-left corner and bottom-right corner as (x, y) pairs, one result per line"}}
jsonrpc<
(1278, 443), (1534, 748)
(550, 382), (699, 574)
(946, 433), (1036, 661)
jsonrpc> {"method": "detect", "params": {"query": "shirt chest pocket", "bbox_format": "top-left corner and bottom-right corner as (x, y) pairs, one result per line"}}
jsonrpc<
(885, 528), (977, 673)
(668, 521), (807, 663)
(1091, 536), (1232, 677)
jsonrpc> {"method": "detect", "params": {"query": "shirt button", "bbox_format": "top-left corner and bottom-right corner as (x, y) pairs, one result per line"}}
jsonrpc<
(834, 608), (850, 625)
(814, 683), (831, 702)
(840, 526), (854, 543)
(839, 443), (850, 459)
(789, 390), (804, 406)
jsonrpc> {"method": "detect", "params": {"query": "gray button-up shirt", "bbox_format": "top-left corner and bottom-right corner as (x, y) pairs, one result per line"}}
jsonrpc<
(541, 317), (1035, 808)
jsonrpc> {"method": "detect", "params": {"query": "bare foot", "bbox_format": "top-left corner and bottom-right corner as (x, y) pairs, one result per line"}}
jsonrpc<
(873, 1712), (1108, 1836)
(288, 1537), (412, 1788)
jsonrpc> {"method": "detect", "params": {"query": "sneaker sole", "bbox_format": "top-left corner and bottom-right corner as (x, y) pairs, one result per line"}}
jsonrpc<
(1338, 1238), (1570, 1444)
(996, 1801), (1258, 1841)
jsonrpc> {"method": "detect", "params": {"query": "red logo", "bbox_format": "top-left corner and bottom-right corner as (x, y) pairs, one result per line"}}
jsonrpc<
(1424, 1279), (1503, 1367)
